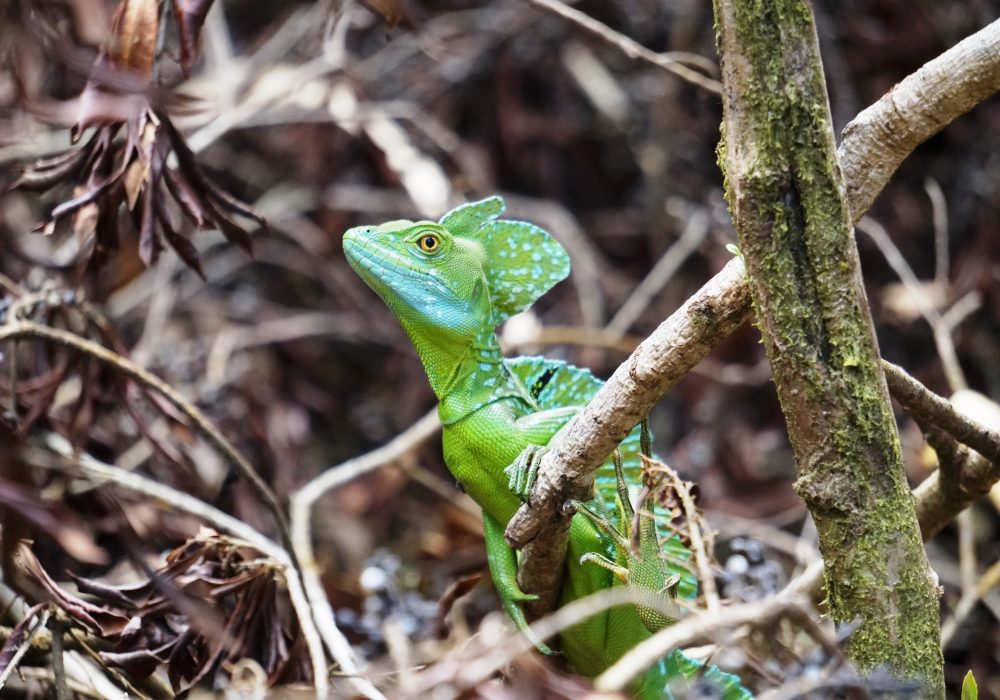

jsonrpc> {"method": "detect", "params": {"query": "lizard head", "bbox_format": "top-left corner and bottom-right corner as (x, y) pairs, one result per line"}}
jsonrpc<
(344, 217), (490, 341)
(343, 197), (571, 343)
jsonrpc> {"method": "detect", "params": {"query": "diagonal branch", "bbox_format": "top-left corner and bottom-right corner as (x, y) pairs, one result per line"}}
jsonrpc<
(883, 361), (1000, 464)
(505, 17), (1000, 619)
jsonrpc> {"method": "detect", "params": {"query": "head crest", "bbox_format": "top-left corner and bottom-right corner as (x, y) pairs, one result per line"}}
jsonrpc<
(439, 197), (570, 325)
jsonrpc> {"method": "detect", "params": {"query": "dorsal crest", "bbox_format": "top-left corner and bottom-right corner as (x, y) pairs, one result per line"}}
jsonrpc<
(439, 197), (571, 325)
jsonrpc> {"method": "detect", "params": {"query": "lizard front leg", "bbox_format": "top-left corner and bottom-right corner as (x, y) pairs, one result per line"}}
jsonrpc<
(504, 405), (581, 501)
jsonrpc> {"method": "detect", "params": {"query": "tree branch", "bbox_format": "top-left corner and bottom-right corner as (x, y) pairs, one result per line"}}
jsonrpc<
(914, 428), (1000, 540)
(839, 19), (1000, 222)
(883, 361), (1000, 464)
(504, 16), (1000, 638)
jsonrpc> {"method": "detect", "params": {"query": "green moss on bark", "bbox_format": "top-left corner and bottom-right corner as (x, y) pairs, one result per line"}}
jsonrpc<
(714, 0), (944, 695)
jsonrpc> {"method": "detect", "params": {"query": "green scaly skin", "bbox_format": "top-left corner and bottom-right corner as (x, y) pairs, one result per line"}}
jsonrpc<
(343, 197), (751, 699)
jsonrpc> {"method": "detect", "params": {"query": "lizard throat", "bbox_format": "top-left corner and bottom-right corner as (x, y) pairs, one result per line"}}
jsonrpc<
(437, 327), (527, 425)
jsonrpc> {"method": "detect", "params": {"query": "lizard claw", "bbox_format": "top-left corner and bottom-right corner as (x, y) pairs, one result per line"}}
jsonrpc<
(492, 568), (554, 655)
(481, 510), (555, 655)
(505, 444), (548, 501)
(499, 588), (555, 656)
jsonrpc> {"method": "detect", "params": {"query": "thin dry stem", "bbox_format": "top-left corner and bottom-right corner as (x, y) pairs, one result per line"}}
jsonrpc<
(0, 320), (294, 557)
(650, 460), (720, 612)
(520, 0), (722, 94)
(38, 436), (339, 700)
(941, 558), (1000, 646)
(0, 608), (51, 691)
(289, 410), (440, 700)
(595, 586), (824, 691)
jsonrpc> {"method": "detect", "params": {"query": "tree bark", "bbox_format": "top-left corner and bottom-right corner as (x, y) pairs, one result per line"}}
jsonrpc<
(714, 0), (943, 694)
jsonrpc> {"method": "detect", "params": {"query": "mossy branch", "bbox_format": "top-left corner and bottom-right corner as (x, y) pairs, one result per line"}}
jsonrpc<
(714, 0), (942, 693)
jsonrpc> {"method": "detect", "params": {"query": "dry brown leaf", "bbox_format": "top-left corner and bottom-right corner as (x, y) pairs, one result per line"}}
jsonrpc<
(109, 0), (160, 78)
(173, 0), (216, 76)
(72, 185), (100, 242)
(123, 116), (158, 210)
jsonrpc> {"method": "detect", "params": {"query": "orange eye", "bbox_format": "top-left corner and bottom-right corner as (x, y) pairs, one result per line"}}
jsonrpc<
(418, 233), (440, 253)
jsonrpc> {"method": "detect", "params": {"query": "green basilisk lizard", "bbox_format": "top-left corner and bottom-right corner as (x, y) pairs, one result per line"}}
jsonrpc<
(343, 196), (751, 698)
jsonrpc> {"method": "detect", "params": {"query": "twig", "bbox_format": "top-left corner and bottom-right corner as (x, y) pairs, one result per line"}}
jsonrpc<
(882, 361), (1000, 464)
(49, 618), (71, 700)
(6, 665), (110, 700)
(913, 427), (1000, 540)
(411, 586), (668, 695)
(858, 216), (968, 391)
(288, 410), (440, 700)
(0, 320), (295, 560)
(649, 460), (720, 612)
(940, 291), (982, 333)
(941, 558), (1000, 647)
(594, 593), (818, 692)
(924, 178), (949, 286)
(67, 629), (160, 700)
(606, 210), (709, 338)
(0, 607), (50, 691)
(206, 311), (392, 387)
(520, 0), (722, 94)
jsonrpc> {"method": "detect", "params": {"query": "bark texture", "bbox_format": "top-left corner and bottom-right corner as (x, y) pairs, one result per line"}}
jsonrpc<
(714, 0), (943, 693)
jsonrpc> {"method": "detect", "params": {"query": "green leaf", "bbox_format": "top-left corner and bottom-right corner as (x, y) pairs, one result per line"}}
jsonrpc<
(962, 670), (978, 700)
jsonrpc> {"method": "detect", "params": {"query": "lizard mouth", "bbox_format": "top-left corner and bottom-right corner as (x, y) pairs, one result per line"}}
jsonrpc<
(343, 232), (440, 303)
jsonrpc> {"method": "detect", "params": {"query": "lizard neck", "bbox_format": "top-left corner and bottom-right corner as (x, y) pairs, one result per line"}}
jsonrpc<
(428, 325), (527, 425)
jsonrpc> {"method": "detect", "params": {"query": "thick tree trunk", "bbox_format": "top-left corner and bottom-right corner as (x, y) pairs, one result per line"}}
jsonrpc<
(713, 0), (944, 694)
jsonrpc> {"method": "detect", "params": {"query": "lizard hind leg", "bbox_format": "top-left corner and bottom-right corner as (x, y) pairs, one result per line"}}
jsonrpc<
(574, 447), (682, 634)
(481, 511), (555, 655)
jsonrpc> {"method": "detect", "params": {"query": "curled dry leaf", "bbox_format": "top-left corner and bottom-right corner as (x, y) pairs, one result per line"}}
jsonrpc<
(642, 455), (701, 552)
(13, 532), (311, 693)
(15, 542), (130, 636)
(11, 0), (265, 278)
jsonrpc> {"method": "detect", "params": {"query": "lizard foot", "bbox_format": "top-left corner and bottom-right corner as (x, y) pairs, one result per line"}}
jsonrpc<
(504, 444), (547, 502)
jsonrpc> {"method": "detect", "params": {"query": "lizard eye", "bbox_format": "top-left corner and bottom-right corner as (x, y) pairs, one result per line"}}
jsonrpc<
(417, 233), (441, 254)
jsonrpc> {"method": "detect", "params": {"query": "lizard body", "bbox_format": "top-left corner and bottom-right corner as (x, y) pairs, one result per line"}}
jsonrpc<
(343, 197), (750, 698)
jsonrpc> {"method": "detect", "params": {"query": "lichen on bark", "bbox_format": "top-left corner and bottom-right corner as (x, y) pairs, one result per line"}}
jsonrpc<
(713, 0), (944, 695)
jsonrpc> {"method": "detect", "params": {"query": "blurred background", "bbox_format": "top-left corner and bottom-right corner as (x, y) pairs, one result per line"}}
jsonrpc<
(0, 0), (997, 696)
